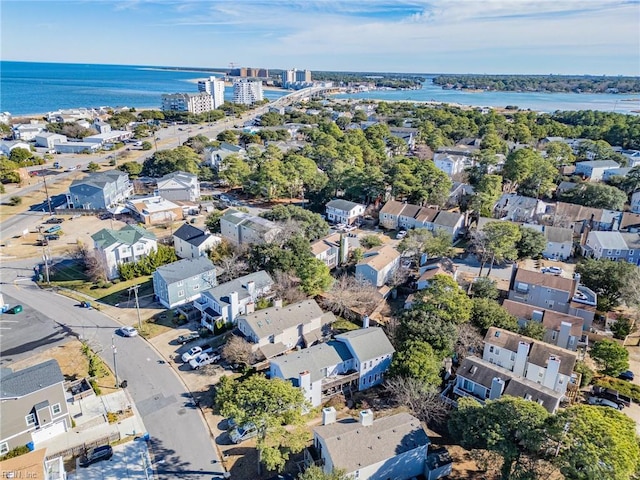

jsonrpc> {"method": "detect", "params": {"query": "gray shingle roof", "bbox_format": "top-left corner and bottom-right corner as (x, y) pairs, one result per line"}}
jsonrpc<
(203, 271), (273, 305)
(70, 170), (128, 190)
(0, 360), (64, 398)
(314, 412), (429, 473)
(271, 341), (353, 383)
(434, 211), (463, 228)
(335, 327), (395, 362)
(241, 300), (325, 340)
(154, 257), (216, 285)
(326, 199), (364, 213)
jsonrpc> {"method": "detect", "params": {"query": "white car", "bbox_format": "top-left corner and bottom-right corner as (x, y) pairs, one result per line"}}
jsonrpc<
(181, 346), (203, 363)
(119, 326), (138, 337)
(396, 230), (408, 240)
(542, 266), (563, 275)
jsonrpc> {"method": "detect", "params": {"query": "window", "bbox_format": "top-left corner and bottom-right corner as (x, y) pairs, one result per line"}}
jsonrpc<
(52, 403), (61, 415)
(0, 443), (8, 455)
(177, 281), (184, 287)
(462, 379), (473, 391)
(489, 346), (494, 353)
(178, 290), (185, 297)
(26, 413), (36, 426)
(193, 284), (200, 291)
(630, 250), (635, 255)
(510, 352), (516, 361)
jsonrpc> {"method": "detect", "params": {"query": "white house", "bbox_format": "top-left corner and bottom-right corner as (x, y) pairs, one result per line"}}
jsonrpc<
(205, 142), (246, 170)
(310, 410), (430, 480)
(0, 140), (31, 157)
(12, 123), (48, 141)
(220, 209), (281, 245)
(156, 171), (200, 203)
(195, 271), (274, 331)
(172, 223), (221, 259)
(91, 225), (158, 280)
(311, 232), (359, 269)
(522, 224), (574, 260)
(433, 211), (465, 239)
(325, 199), (366, 225)
(126, 196), (184, 225)
(621, 149), (640, 168)
(433, 153), (468, 177)
(34, 132), (67, 149)
(355, 245), (400, 287)
(574, 160), (620, 181)
(237, 299), (335, 359)
(270, 327), (394, 407)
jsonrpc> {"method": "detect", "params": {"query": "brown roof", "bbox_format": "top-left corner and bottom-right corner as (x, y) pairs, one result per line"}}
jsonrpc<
(553, 202), (604, 223)
(398, 203), (422, 219)
(620, 212), (640, 231)
(358, 245), (400, 271)
(379, 200), (406, 216)
(414, 207), (439, 223)
(0, 449), (46, 479)
(485, 327), (577, 376)
(513, 267), (575, 292)
(502, 300), (583, 338)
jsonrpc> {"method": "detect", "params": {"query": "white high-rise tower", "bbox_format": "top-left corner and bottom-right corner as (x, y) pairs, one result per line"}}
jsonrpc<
(197, 76), (226, 108)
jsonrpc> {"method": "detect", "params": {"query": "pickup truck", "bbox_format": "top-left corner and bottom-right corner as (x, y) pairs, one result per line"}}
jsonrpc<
(176, 332), (200, 345)
(189, 352), (221, 370)
(591, 386), (631, 408)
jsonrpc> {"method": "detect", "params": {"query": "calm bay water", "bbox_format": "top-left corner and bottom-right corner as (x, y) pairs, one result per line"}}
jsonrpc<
(1, 61), (638, 116)
(0, 61), (286, 116)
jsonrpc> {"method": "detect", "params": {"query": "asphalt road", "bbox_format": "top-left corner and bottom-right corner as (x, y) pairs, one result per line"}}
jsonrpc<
(0, 260), (225, 479)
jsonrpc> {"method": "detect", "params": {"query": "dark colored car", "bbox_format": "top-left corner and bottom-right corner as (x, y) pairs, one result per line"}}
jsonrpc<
(44, 234), (60, 241)
(45, 217), (64, 224)
(79, 445), (113, 468)
(177, 332), (200, 345)
(619, 370), (635, 381)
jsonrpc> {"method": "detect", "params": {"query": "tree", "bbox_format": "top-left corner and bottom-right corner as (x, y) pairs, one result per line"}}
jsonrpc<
(298, 258), (333, 295)
(470, 298), (519, 332)
(141, 146), (200, 177)
(470, 277), (499, 299)
(573, 360), (594, 387)
(141, 141), (152, 150)
(610, 316), (636, 340)
(221, 335), (255, 367)
(360, 234), (383, 249)
(298, 466), (349, 480)
(215, 375), (309, 473)
(589, 339), (629, 376)
(519, 320), (546, 341)
(561, 183), (627, 211)
(86, 161), (100, 172)
(321, 275), (380, 319)
(8, 196), (22, 206)
(550, 404), (640, 480)
(414, 274), (472, 324)
(389, 340), (442, 386)
(575, 258), (638, 311)
(516, 227), (546, 259)
(472, 174), (503, 217)
(260, 205), (329, 241)
(398, 228), (453, 265)
(384, 377), (450, 426)
(502, 148), (557, 197)
(482, 221), (521, 275)
(9, 147), (33, 164)
(118, 161), (143, 177)
(205, 210), (224, 233)
(449, 396), (549, 480)
(544, 141), (575, 165)
(396, 308), (458, 355)
(219, 154), (251, 188)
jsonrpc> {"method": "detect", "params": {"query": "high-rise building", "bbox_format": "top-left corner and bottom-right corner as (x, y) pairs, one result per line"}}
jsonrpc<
(282, 68), (312, 88)
(161, 92), (214, 114)
(232, 79), (263, 105)
(197, 76), (226, 108)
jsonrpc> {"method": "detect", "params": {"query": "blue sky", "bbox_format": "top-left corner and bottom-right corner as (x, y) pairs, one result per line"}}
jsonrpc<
(2, 0), (639, 75)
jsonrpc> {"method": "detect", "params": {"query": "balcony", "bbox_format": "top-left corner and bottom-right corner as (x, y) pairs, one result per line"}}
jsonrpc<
(321, 371), (359, 397)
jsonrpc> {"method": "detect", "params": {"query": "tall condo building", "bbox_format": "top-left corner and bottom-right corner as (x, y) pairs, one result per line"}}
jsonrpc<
(232, 79), (264, 105)
(282, 68), (312, 84)
(197, 76), (226, 108)
(161, 92), (214, 114)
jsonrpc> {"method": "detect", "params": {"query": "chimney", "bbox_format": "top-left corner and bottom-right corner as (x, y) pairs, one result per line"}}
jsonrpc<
(322, 407), (337, 426)
(340, 234), (349, 264)
(274, 299), (283, 308)
(557, 321), (571, 349)
(489, 377), (505, 400)
(513, 341), (530, 377)
(359, 409), (374, 427)
(298, 371), (311, 394)
(245, 302), (255, 314)
(362, 315), (370, 329)
(543, 355), (561, 391)
(246, 280), (256, 296)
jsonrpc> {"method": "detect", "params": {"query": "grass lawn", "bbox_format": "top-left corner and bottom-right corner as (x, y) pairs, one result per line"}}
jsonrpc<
(332, 318), (361, 333)
(76, 277), (153, 305)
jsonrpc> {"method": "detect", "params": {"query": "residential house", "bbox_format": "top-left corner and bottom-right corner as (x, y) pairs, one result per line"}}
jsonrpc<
(12, 123), (48, 141)
(172, 223), (221, 259)
(0, 360), (70, 453)
(92, 225), (157, 280)
(416, 260), (457, 291)
(447, 182), (474, 209)
(83, 130), (133, 146)
(355, 245), (400, 287)
(309, 410), (430, 480)
(582, 231), (640, 265)
(237, 299), (335, 359)
(388, 127), (418, 150)
(494, 194), (546, 223)
(66, 171), (133, 210)
(433, 211), (465, 239)
(574, 160), (620, 181)
(195, 271), (274, 331)
(619, 212), (640, 232)
(0, 449), (66, 480)
(508, 266), (597, 331)
(631, 191), (640, 214)
(378, 200), (464, 237)
(325, 199), (366, 225)
(433, 153), (468, 177)
(220, 209), (281, 245)
(126, 196), (184, 225)
(502, 299), (586, 351)
(34, 132), (67, 149)
(311, 232), (360, 269)
(270, 327), (394, 407)
(0, 140), (31, 157)
(156, 171), (200, 203)
(152, 257), (217, 309)
(521, 225), (574, 260)
(205, 142), (246, 170)
(602, 167), (632, 181)
(621, 149), (640, 167)
(546, 202), (619, 233)
(556, 181), (579, 195)
(52, 142), (101, 154)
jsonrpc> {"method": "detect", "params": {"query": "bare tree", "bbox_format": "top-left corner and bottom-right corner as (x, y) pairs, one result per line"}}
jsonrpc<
(275, 219), (304, 245)
(222, 335), (255, 366)
(270, 270), (307, 304)
(215, 250), (249, 283)
(321, 275), (380, 318)
(384, 377), (450, 426)
(455, 323), (484, 361)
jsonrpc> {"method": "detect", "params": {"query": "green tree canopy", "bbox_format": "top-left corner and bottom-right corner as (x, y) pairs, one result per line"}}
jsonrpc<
(414, 274), (472, 324)
(396, 308), (458, 355)
(297, 258), (333, 295)
(260, 205), (329, 241)
(502, 148), (557, 197)
(470, 298), (519, 333)
(519, 320), (546, 341)
(589, 339), (629, 376)
(219, 154), (251, 188)
(470, 277), (499, 299)
(561, 183), (627, 211)
(482, 221), (522, 272)
(516, 226), (546, 259)
(575, 258), (639, 311)
(141, 146), (200, 177)
(389, 340), (442, 386)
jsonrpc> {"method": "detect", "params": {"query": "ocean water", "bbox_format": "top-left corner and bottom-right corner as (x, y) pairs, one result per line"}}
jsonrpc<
(1, 61), (638, 116)
(0, 61), (287, 116)
(336, 77), (640, 114)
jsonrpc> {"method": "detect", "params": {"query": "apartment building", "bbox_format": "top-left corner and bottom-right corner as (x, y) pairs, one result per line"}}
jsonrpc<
(197, 76), (225, 108)
(232, 79), (264, 105)
(162, 92), (215, 114)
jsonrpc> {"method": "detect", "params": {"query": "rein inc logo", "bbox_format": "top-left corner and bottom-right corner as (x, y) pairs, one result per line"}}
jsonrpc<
(1, 471), (39, 478)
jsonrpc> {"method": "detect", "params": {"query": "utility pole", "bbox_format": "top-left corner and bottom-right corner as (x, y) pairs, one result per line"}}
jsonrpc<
(42, 248), (50, 284)
(42, 173), (53, 216)
(112, 335), (119, 389)
(129, 284), (143, 331)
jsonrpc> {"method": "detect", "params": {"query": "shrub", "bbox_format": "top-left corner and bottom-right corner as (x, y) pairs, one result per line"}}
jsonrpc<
(574, 360), (594, 387)
(89, 379), (102, 395)
(0, 445), (31, 461)
(594, 376), (640, 403)
(8, 196), (22, 206)
(102, 281), (113, 288)
(107, 412), (118, 424)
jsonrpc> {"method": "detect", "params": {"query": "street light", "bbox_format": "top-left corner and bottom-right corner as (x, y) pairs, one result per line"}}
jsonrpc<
(112, 335), (119, 389)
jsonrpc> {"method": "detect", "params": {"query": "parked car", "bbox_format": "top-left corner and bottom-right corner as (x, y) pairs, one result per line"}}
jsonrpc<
(591, 386), (631, 407)
(542, 266), (563, 275)
(44, 234), (60, 241)
(618, 370), (635, 381)
(587, 395), (624, 410)
(177, 332), (200, 345)
(229, 423), (258, 443)
(189, 352), (220, 370)
(118, 326), (138, 337)
(8, 305), (23, 314)
(396, 230), (408, 240)
(44, 225), (62, 234)
(181, 346), (210, 363)
(79, 445), (113, 468)
(45, 217), (64, 224)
